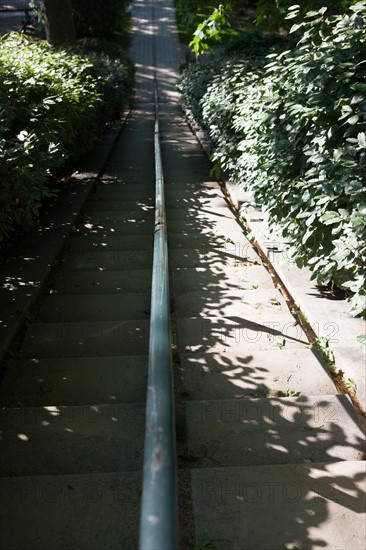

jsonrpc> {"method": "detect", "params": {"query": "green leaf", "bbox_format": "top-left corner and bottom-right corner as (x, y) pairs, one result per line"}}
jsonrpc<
(357, 334), (366, 347)
(348, 114), (360, 125)
(290, 23), (303, 33)
(358, 132), (366, 147)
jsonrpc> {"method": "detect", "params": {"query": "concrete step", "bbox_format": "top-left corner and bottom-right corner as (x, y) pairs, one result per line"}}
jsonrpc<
(95, 181), (155, 199)
(68, 233), (153, 252)
(184, 395), (365, 468)
(163, 161), (214, 184)
(83, 208), (154, 225)
(170, 247), (260, 268)
(166, 195), (229, 209)
(179, 349), (336, 400)
(86, 199), (154, 212)
(175, 316), (309, 353)
(171, 266), (275, 292)
(97, 182), (214, 201)
(166, 180), (220, 191)
(94, 180), (155, 193)
(37, 293), (151, 322)
(0, 403), (145, 475)
(191, 460), (366, 550)
(168, 231), (252, 250)
(174, 289), (289, 318)
(89, 183), (154, 196)
(76, 213), (154, 236)
(89, 190), (154, 203)
(166, 206), (235, 222)
(0, 355), (148, 407)
(61, 249), (153, 271)
(165, 187), (223, 200)
(52, 269), (151, 295)
(20, 320), (150, 358)
(0, 470), (142, 550)
(75, 214), (154, 236)
(166, 217), (242, 235)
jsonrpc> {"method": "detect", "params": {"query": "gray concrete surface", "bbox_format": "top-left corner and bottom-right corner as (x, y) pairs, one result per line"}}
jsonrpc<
(186, 124), (366, 410)
(191, 460), (366, 550)
(0, 471), (142, 550)
(180, 349), (337, 399)
(0, 402), (145, 475)
(185, 394), (365, 467)
(0, 355), (148, 406)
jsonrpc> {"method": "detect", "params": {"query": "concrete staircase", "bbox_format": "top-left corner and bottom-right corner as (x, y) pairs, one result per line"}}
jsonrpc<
(0, 106), (156, 550)
(161, 103), (366, 550)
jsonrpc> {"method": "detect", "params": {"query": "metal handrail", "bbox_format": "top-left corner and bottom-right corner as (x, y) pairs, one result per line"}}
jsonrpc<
(139, 82), (178, 550)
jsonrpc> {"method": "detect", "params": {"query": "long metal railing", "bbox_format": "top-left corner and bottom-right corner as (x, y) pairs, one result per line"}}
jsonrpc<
(139, 82), (178, 550)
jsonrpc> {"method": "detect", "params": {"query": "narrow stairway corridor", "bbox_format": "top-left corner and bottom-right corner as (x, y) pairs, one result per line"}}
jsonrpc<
(0, 1), (365, 549)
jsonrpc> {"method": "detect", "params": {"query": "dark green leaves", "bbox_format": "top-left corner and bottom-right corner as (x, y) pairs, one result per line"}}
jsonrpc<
(0, 33), (133, 240)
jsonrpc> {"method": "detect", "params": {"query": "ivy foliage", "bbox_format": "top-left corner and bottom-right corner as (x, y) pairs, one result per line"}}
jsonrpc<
(189, 3), (231, 57)
(179, 3), (366, 317)
(0, 33), (133, 240)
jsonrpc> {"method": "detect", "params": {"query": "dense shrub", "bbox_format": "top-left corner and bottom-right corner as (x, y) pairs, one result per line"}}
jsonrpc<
(179, 3), (366, 317)
(179, 58), (229, 126)
(0, 33), (133, 240)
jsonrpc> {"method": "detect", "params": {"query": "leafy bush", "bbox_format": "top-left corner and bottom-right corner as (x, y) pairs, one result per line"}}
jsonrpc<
(179, 58), (229, 126)
(189, 4), (230, 57)
(0, 33), (133, 240)
(179, 3), (366, 317)
(75, 46), (134, 122)
(178, 29), (284, 123)
(174, 0), (223, 43)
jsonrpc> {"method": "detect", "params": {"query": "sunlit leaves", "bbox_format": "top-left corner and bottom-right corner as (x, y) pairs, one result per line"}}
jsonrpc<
(0, 33), (133, 240)
(189, 4), (230, 57)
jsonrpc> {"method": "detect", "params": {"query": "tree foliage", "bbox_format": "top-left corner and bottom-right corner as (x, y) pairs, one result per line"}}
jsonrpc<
(180, 0), (360, 56)
(189, 3), (230, 57)
(179, 3), (366, 317)
(30, 0), (130, 42)
(255, 0), (358, 29)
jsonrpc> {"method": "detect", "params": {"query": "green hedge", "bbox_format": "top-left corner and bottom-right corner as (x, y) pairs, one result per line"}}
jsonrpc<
(0, 33), (133, 240)
(178, 3), (366, 318)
